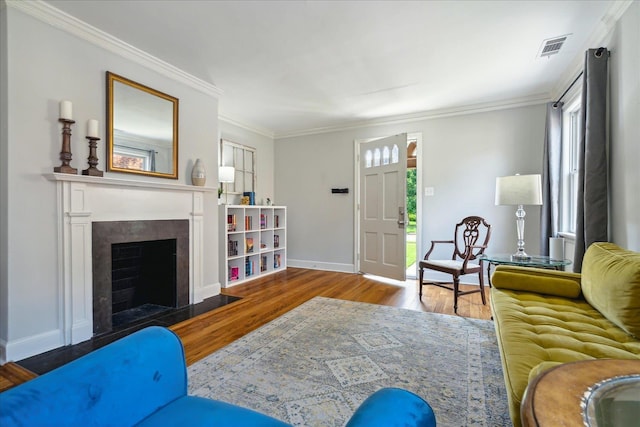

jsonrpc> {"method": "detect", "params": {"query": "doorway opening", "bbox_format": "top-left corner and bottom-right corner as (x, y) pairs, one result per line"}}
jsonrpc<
(406, 137), (418, 279)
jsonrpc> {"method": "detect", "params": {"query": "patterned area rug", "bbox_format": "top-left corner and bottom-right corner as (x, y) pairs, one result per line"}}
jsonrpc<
(188, 297), (511, 427)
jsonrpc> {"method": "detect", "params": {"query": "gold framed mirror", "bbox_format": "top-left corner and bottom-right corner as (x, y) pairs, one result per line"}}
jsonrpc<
(106, 72), (179, 179)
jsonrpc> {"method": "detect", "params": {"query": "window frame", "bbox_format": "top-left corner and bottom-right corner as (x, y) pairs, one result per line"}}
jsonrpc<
(220, 139), (256, 196)
(560, 95), (582, 237)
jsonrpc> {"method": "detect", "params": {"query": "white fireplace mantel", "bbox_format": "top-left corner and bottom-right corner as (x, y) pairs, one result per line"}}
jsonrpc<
(45, 173), (220, 346)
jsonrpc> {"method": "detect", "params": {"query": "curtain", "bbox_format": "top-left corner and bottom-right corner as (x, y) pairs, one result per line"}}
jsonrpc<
(574, 48), (609, 272)
(540, 101), (563, 255)
(149, 150), (156, 172)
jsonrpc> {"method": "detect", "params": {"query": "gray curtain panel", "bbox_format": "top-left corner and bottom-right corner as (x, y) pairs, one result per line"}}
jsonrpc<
(574, 48), (609, 272)
(540, 101), (563, 255)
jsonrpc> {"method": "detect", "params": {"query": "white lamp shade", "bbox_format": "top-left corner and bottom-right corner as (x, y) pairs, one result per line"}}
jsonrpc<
(219, 166), (235, 183)
(495, 174), (543, 206)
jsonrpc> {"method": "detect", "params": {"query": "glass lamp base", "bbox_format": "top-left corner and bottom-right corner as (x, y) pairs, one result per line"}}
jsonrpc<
(511, 252), (532, 261)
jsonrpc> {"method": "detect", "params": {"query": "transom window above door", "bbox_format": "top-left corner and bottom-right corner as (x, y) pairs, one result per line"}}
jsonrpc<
(364, 144), (399, 168)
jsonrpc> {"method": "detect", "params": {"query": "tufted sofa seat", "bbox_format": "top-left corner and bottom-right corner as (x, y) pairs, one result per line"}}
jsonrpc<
(490, 242), (640, 427)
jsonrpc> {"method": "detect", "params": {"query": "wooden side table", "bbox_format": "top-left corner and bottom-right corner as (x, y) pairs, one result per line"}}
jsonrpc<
(521, 359), (640, 426)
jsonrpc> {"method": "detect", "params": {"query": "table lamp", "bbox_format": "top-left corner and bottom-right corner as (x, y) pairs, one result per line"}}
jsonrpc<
(219, 166), (235, 204)
(495, 174), (542, 260)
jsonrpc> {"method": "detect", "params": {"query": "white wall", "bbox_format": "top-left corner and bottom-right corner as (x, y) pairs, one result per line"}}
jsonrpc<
(219, 120), (275, 206)
(275, 104), (546, 273)
(608, 1), (640, 251)
(0, 6), (220, 362)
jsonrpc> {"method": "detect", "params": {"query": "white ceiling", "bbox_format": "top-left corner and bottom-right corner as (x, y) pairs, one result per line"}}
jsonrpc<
(45, 0), (624, 137)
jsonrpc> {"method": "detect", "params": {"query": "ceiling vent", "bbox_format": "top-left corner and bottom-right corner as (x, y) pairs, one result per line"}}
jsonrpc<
(538, 35), (570, 58)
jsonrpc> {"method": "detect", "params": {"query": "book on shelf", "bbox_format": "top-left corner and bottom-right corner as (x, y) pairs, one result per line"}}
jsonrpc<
(227, 214), (237, 232)
(260, 213), (267, 229)
(228, 239), (238, 256)
(245, 257), (257, 276)
(274, 215), (280, 228)
(274, 253), (281, 268)
(243, 192), (255, 205)
(260, 255), (267, 272)
(274, 234), (279, 248)
(229, 265), (239, 281)
(245, 237), (254, 253)
(245, 215), (253, 230)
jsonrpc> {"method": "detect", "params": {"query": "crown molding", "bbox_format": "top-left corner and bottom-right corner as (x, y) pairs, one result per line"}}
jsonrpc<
(7, 0), (223, 98)
(218, 114), (275, 139)
(273, 93), (551, 139)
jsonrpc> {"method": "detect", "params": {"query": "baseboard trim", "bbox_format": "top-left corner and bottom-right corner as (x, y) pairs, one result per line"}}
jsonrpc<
(3, 329), (63, 364)
(194, 282), (221, 303)
(287, 259), (356, 274)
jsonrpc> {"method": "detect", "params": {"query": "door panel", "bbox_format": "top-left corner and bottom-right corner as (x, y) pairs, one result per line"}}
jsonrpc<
(359, 134), (407, 280)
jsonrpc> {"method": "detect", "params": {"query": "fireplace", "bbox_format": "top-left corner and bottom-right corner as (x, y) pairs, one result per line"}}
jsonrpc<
(92, 220), (189, 334)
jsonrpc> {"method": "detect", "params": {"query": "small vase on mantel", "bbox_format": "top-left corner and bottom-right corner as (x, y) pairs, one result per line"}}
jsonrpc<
(191, 159), (206, 186)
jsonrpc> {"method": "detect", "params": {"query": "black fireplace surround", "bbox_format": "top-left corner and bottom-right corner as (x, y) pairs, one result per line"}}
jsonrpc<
(92, 220), (189, 334)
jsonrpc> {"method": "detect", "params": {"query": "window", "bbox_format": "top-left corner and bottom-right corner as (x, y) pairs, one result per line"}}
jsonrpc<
(112, 146), (155, 172)
(560, 97), (581, 235)
(364, 144), (399, 168)
(220, 139), (256, 195)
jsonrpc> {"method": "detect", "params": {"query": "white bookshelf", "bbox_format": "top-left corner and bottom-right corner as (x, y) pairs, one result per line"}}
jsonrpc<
(220, 204), (287, 287)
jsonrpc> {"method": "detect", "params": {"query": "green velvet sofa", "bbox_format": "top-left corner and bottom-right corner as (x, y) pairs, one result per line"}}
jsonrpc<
(490, 242), (640, 427)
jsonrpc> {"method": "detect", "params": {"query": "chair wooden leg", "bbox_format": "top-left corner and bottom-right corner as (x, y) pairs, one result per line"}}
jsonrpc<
(453, 276), (460, 313)
(478, 271), (487, 305)
(418, 267), (423, 298)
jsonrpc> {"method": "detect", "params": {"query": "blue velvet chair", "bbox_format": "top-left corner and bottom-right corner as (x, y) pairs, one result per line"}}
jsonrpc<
(0, 326), (435, 426)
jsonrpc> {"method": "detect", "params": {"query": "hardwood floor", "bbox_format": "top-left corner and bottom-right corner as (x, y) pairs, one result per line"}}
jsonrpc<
(0, 267), (493, 390)
(171, 267), (493, 365)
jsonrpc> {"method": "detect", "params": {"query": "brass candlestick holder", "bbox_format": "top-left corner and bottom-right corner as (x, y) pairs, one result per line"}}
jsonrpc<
(54, 118), (77, 174)
(82, 136), (103, 177)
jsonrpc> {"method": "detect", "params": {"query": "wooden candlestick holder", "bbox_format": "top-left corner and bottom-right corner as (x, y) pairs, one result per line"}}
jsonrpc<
(82, 136), (103, 177)
(54, 118), (77, 174)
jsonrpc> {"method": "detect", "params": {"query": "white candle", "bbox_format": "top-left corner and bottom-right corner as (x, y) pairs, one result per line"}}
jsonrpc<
(87, 119), (99, 138)
(59, 100), (73, 120)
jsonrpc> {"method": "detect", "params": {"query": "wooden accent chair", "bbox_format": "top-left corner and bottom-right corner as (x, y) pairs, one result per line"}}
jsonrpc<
(418, 216), (492, 313)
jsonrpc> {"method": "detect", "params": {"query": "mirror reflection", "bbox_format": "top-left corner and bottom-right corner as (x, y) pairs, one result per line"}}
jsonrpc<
(107, 72), (178, 179)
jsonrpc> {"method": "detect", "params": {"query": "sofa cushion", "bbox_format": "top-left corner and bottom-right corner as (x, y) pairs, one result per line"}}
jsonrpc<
(492, 266), (582, 298)
(582, 242), (640, 338)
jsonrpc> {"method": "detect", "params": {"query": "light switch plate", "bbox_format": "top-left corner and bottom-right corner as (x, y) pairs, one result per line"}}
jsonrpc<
(425, 187), (435, 196)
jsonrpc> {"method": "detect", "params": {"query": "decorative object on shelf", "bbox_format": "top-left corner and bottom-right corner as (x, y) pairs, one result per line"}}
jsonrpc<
(243, 191), (255, 205)
(266, 198), (272, 206)
(82, 119), (103, 177)
(191, 158), (206, 186)
(54, 100), (77, 175)
(495, 174), (543, 260)
(240, 196), (250, 205)
(218, 166), (235, 204)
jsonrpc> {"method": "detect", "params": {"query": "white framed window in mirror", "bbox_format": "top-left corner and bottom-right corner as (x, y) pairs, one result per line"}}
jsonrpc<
(220, 139), (256, 197)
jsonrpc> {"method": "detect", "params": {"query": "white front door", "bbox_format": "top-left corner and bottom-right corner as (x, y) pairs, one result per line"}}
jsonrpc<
(358, 134), (407, 280)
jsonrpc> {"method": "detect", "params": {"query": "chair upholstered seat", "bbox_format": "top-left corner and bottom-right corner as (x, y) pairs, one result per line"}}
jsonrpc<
(419, 260), (482, 273)
(418, 216), (491, 313)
